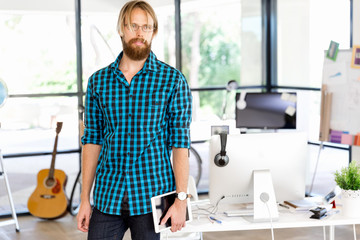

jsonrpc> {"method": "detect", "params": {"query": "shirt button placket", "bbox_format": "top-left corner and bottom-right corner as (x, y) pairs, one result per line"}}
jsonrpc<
(128, 93), (133, 131)
(126, 89), (133, 167)
(128, 92), (133, 118)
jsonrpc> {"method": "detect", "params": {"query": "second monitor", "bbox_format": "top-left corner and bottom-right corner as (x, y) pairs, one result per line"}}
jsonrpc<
(235, 92), (297, 130)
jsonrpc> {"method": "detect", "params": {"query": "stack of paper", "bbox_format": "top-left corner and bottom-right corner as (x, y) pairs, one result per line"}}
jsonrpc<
(283, 199), (317, 211)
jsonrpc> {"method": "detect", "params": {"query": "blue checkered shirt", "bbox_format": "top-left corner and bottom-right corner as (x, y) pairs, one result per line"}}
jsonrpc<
(82, 51), (192, 216)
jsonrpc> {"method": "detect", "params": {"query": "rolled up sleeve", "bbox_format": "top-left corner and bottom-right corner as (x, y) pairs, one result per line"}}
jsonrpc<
(167, 74), (192, 149)
(81, 77), (104, 146)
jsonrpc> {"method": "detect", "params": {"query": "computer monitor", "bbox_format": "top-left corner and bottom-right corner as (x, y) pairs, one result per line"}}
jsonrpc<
(235, 92), (297, 129)
(209, 132), (307, 206)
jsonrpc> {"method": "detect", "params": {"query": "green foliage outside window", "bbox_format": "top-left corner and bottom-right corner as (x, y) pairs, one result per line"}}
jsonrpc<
(181, 12), (241, 118)
(1, 15), (77, 94)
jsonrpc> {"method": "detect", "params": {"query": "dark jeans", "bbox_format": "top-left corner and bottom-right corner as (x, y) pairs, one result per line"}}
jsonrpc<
(88, 208), (160, 240)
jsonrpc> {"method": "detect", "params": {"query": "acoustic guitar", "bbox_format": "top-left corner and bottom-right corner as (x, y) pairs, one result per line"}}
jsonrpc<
(27, 122), (68, 219)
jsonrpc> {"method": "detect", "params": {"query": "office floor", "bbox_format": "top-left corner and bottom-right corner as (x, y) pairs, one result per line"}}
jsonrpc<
(1, 211), (360, 240)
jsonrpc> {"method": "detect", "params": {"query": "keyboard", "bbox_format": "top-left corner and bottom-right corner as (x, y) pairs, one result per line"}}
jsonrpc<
(224, 209), (254, 217)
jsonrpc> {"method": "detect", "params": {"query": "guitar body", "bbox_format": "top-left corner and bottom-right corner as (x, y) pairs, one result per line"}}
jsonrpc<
(27, 168), (68, 219)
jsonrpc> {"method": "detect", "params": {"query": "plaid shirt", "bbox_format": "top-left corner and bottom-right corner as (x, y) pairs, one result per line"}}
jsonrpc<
(82, 51), (192, 216)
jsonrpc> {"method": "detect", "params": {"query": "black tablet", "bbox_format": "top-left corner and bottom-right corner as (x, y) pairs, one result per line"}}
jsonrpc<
(151, 191), (192, 233)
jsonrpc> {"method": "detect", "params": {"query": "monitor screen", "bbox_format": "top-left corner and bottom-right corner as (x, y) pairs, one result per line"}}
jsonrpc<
(235, 92), (297, 129)
(209, 132), (307, 206)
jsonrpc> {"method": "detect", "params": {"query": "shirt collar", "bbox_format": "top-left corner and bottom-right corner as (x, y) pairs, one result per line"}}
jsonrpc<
(111, 51), (158, 74)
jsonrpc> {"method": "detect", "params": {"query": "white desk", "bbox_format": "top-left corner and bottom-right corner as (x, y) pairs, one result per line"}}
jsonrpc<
(182, 202), (360, 240)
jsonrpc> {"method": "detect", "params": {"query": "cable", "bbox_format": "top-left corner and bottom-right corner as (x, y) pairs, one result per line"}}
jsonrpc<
(260, 192), (274, 240)
(192, 196), (225, 222)
(210, 195), (225, 215)
(192, 205), (215, 214)
(192, 198), (224, 215)
(264, 202), (275, 240)
(353, 224), (357, 240)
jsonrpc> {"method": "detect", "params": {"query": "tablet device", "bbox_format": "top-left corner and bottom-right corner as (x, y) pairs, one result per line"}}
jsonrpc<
(151, 191), (192, 233)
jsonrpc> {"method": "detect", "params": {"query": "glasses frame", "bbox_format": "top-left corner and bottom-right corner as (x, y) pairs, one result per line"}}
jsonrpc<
(125, 23), (155, 32)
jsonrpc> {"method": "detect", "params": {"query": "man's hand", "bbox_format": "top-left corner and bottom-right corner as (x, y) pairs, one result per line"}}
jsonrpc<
(76, 200), (92, 232)
(160, 199), (187, 232)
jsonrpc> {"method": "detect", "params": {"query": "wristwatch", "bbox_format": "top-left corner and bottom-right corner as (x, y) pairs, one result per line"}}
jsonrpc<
(175, 192), (191, 201)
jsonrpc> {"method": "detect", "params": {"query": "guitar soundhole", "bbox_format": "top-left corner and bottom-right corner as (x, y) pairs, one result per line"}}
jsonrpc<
(45, 177), (56, 188)
(44, 177), (61, 194)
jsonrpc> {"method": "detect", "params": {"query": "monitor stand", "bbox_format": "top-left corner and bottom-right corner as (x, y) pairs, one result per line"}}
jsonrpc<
(253, 169), (279, 222)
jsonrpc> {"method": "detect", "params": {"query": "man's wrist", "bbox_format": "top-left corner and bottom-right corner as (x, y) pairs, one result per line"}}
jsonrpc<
(80, 193), (91, 202)
(174, 198), (188, 206)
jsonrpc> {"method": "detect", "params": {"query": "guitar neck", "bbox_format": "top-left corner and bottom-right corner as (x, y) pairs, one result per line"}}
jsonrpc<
(48, 122), (62, 179)
(48, 135), (59, 179)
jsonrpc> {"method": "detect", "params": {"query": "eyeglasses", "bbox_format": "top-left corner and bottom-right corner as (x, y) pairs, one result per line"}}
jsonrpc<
(125, 23), (155, 32)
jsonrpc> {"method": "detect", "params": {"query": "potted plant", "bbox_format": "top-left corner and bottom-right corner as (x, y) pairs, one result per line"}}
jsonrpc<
(334, 161), (360, 217)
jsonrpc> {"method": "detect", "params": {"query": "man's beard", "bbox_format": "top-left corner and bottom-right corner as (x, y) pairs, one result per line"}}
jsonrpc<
(122, 37), (151, 61)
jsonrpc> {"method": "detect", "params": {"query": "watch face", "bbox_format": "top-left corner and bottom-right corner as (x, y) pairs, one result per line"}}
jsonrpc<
(177, 192), (187, 200)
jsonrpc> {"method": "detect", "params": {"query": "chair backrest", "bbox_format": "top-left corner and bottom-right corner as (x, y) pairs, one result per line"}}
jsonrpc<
(188, 175), (198, 202)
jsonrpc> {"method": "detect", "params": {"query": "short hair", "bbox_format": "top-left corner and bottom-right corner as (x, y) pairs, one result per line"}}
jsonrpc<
(117, 0), (158, 37)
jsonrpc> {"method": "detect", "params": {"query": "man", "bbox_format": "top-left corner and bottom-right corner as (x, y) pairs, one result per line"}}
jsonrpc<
(76, 1), (192, 239)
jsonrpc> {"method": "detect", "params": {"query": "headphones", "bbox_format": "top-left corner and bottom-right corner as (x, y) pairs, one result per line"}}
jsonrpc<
(214, 133), (229, 167)
(236, 91), (247, 110)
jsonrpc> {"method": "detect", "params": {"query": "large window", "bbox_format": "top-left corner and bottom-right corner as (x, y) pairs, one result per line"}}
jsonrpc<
(181, 0), (242, 88)
(181, 0), (262, 123)
(0, 14), (77, 95)
(0, 14), (78, 147)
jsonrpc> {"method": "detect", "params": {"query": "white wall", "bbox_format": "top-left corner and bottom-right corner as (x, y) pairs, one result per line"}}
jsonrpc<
(353, 0), (360, 163)
(354, 0), (360, 45)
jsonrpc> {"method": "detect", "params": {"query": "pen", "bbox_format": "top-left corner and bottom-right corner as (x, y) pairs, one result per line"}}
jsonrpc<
(209, 216), (222, 224)
(323, 209), (340, 219)
(278, 203), (290, 209)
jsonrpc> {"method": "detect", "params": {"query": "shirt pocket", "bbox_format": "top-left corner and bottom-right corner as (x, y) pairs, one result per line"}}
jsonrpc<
(145, 92), (167, 108)
(142, 92), (167, 130)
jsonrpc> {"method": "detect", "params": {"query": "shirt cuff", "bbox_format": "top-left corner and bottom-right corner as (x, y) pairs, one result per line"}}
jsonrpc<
(81, 128), (104, 145)
(168, 127), (191, 149)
